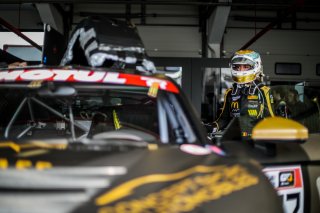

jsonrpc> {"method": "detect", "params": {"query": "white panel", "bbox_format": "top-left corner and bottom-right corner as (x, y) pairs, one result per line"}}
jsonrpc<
(0, 32), (44, 49)
(137, 26), (201, 57)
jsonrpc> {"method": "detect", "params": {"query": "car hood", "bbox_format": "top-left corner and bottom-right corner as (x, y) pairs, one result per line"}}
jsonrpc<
(0, 140), (282, 213)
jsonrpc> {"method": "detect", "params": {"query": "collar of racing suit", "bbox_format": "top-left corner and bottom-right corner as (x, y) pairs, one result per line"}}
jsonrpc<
(231, 80), (263, 96)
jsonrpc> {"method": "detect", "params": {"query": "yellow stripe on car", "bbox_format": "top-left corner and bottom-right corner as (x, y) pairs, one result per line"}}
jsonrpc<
(95, 165), (258, 206)
(113, 110), (122, 130)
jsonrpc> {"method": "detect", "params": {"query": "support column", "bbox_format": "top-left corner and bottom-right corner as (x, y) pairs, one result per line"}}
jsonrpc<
(36, 4), (64, 34)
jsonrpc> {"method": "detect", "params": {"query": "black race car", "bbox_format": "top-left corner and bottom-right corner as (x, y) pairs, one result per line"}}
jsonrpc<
(212, 84), (320, 213)
(0, 66), (283, 213)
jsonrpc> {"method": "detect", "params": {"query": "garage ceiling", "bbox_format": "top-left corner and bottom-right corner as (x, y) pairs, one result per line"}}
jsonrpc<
(1, 0), (320, 29)
(1, 0), (320, 57)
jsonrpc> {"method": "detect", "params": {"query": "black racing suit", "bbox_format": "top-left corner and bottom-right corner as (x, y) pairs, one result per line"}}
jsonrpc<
(213, 80), (275, 138)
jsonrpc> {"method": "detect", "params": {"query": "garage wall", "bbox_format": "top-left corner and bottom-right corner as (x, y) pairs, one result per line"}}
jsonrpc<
(138, 26), (201, 57)
(223, 28), (320, 81)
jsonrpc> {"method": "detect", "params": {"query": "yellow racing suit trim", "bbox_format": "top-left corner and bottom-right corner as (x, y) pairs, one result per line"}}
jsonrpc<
(214, 88), (232, 130)
(260, 86), (275, 117)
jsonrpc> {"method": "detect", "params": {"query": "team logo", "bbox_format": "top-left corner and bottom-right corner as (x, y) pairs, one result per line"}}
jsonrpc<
(231, 101), (239, 109)
(279, 171), (294, 187)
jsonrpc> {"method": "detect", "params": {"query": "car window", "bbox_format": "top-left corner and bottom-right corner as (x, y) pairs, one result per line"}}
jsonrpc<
(0, 85), (156, 139)
(0, 81), (199, 145)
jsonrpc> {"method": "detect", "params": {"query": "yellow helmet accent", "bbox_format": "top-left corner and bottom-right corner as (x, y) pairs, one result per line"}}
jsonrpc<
(232, 74), (256, 84)
(235, 49), (254, 55)
(231, 49), (262, 84)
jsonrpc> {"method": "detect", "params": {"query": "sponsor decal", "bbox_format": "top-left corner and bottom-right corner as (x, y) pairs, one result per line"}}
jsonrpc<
(180, 144), (211, 156)
(232, 112), (240, 117)
(279, 171), (294, 187)
(248, 104), (258, 108)
(242, 132), (248, 137)
(0, 141), (67, 153)
(0, 158), (52, 170)
(231, 101), (239, 109)
(263, 165), (304, 213)
(270, 94), (274, 104)
(148, 82), (159, 97)
(248, 95), (258, 100)
(96, 165), (259, 212)
(231, 108), (240, 114)
(232, 95), (241, 101)
(0, 69), (179, 93)
(248, 109), (258, 116)
(28, 80), (43, 88)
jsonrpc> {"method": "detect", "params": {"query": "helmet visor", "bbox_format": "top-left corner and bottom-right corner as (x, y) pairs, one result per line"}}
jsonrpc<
(231, 57), (255, 71)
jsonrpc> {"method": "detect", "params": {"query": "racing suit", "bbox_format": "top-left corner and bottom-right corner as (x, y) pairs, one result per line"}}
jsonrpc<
(213, 80), (275, 138)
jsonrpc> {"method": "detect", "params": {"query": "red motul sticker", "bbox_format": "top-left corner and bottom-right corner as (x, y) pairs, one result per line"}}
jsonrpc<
(180, 144), (211, 156)
(263, 165), (304, 213)
(0, 69), (179, 93)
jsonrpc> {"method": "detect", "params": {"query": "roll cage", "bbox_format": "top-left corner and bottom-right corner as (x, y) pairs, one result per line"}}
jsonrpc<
(1, 83), (198, 145)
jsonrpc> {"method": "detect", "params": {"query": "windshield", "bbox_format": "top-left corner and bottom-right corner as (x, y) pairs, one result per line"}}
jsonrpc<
(0, 82), (197, 144)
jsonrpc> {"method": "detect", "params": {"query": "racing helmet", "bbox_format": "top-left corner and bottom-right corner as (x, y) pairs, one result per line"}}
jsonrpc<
(230, 49), (263, 84)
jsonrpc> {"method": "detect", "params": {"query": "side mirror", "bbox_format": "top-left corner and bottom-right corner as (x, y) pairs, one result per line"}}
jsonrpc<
(251, 116), (308, 156)
(252, 116), (308, 144)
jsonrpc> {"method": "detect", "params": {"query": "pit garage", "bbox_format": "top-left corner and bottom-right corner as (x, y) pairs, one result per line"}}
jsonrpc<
(0, 1), (320, 213)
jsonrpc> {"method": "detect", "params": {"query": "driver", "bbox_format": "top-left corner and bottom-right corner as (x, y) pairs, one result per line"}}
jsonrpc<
(211, 49), (275, 138)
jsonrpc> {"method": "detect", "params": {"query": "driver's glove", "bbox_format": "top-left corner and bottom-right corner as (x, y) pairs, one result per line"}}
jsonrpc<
(202, 122), (218, 136)
(210, 122), (219, 138)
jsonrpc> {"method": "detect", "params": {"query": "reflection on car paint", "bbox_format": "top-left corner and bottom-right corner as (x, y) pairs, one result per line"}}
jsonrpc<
(96, 164), (259, 211)
(179, 144), (211, 155)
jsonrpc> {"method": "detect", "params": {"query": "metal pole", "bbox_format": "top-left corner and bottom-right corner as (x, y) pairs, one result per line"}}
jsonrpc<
(0, 16), (42, 51)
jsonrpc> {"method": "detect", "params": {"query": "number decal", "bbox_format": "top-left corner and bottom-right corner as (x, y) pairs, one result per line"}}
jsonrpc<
(286, 193), (300, 213)
(263, 165), (304, 213)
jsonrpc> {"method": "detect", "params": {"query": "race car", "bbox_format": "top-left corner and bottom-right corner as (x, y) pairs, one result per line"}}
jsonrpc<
(0, 66), (283, 213)
(0, 15), (284, 213)
(212, 83), (320, 213)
